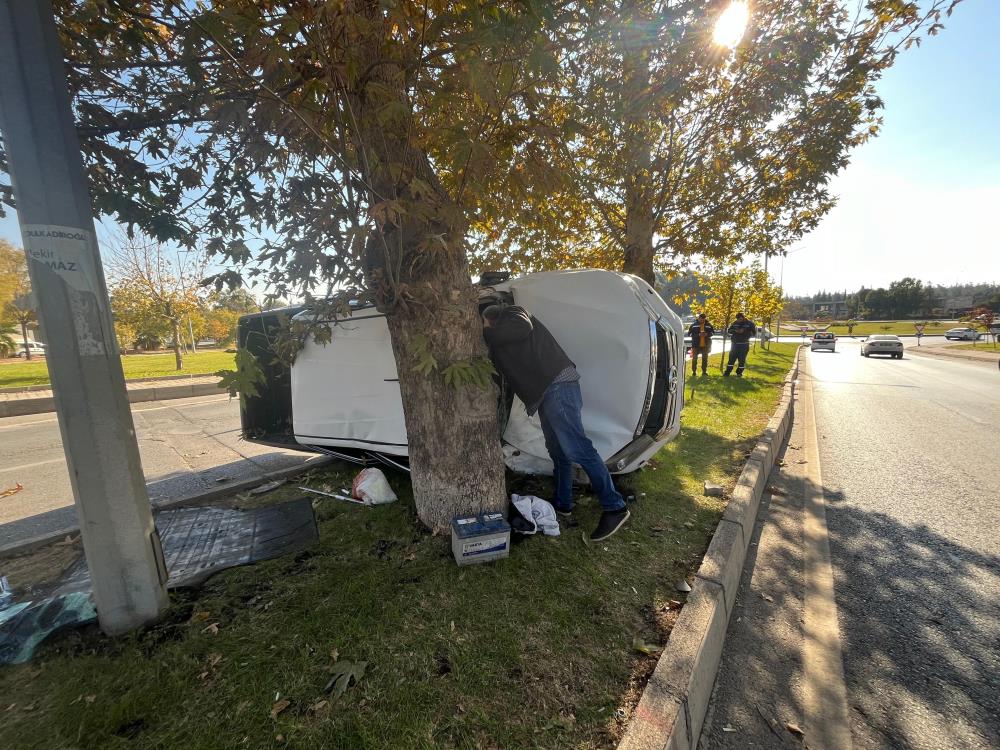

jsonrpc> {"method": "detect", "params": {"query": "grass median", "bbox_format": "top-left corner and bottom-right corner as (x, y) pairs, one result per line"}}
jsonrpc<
(0, 344), (797, 749)
(0, 350), (236, 389)
(805, 320), (956, 336)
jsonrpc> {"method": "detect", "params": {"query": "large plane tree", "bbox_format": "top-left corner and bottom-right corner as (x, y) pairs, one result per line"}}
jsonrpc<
(0, 0), (587, 531)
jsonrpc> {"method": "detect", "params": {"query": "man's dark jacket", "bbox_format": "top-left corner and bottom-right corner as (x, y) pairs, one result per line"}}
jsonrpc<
(727, 318), (757, 344)
(483, 306), (574, 415)
(687, 320), (716, 350)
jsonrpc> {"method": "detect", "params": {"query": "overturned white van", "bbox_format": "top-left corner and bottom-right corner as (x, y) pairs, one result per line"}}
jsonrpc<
(238, 269), (684, 476)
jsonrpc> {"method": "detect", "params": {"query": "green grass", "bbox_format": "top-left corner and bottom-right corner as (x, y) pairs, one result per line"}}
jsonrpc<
(949, 340), (998, 351)
(782, 320), (957, 336)
(0, 345), (797, 750)
(0, 350), (235, 389)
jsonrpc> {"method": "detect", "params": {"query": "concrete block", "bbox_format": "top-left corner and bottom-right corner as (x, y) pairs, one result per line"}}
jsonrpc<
(192, 382), (223, 398)
(703, 482), (724, 497)
(696, 519), (746, 617)
(653, 579), (729, 748)
(721, 482), (758, 538)
(154, 383), (194, 400)
(620, 689), (688, 750)
(748, 440), (772, 469)
(6, 396), (54, 416)
(127, 386), (157, 403)
(737, 458), (766, 505)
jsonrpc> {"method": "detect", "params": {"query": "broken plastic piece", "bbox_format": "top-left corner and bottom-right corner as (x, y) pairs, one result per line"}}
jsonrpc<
(675, 580), (692, 593)
(352, 468), (398, 505)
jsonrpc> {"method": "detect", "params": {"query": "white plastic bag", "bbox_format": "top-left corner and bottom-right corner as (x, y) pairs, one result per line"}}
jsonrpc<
(511, 494), (560, 536)
(352, 468), (398, 506)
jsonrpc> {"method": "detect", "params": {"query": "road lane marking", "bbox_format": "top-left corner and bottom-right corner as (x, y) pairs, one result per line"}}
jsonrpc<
(801, 359), (853, 750)
(1, 456), (65, 473)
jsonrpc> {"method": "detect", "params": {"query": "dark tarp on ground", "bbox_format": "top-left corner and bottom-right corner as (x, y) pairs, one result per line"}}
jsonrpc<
(0, 498), (317, 664)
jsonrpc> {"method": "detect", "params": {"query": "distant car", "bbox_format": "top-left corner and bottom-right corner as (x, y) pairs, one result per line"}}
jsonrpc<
(15, 341), (46, 358)
(810, 332), (836, 352)
(861, 334), (904, 359)
(238, 269), (685, 476)
(944, 327), (981, 341)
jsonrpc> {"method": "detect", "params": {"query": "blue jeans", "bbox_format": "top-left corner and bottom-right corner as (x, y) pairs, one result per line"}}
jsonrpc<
(725, 342), (750, 374)
(537, 381), (626, 513)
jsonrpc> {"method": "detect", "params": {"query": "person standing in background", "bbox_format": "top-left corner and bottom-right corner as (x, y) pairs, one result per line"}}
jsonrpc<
(724, 312), (757, 377)
(687, 313), (715, 376)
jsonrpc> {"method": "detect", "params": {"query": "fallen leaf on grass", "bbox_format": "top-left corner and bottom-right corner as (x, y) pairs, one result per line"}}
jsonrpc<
(308, 699), (329, 714)
(786, 722), (804, 736)
(84, 695), (96, 705)
(207, 653), (223, 668)
(250, 479), (285, 496)
(324, 660), (367, 699)
(631, 636), (663, 656)
(190, 611), (211, 623)
(201, 622), (220, 635)
(650, 525), (668, 533)
(722, 724), (737, 733)
(270, 699), (290, 720)
(1, 483), (24, 499)
(329, 648), (339, 663)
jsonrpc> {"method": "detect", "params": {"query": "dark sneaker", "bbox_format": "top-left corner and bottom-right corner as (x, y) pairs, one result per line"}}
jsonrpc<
(554, 506), (574, 518)
(590, 509), (630, 541)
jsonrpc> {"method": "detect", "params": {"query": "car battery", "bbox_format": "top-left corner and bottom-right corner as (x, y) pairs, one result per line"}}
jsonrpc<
(451, 513), (510, 566)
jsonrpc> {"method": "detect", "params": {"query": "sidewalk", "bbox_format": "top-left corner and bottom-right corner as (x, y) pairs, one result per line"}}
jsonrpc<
(0, 374), (224, 417)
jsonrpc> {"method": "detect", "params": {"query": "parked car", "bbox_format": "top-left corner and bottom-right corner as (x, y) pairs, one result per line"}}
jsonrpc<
(810, 332), (836, 352)
(15, 341), (46, 358)
(944, 327), (981, 341)
(861, 334), (904, 359)
(238, 269), (685, 476)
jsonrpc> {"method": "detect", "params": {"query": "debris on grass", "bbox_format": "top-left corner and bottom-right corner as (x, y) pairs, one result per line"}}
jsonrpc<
(703, 482), (724, 497)
(249, 479), (285, 495)
(631, 636), (663, 656)
(786, 721), (804, 737)
(675, 580), (692, 593)
(269, 698), (290, 720)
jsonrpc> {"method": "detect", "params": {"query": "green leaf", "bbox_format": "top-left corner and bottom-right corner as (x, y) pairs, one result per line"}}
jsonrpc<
(324, 660), (368, 699)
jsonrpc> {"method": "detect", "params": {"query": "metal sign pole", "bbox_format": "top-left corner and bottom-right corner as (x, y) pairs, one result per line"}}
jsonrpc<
(0, 0), (168, 633)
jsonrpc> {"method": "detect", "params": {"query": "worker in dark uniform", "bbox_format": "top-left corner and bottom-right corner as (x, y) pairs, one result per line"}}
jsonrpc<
(482, 304), (629, 541)
(724, 312), (757, 377)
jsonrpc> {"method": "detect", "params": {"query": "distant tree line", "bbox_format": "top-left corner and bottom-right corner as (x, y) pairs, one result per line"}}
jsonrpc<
(787, 279), (1000, 320)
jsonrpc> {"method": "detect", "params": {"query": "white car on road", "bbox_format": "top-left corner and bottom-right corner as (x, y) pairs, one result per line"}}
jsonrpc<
(15, 341), (46, 358)
(238, 269), (685, 476)
(861, 335), (904, 359)
(810, 332), (836, 352)
(944, 327), (981, 341)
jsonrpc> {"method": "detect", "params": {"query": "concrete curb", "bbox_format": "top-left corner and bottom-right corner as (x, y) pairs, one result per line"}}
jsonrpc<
(619, 347), (802, 750)
(906, 346), (999, 364)
(0, 379), (224, 418)
(0, 455), (334, 558)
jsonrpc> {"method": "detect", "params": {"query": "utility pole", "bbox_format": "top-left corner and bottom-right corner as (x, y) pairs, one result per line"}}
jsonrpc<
(0, 0), (168, 633)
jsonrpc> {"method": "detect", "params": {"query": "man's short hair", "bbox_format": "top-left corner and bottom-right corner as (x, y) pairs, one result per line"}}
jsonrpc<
(735, 312), (746, 318)
(482, 304), (503, 322)
(698, 312), (706, 318)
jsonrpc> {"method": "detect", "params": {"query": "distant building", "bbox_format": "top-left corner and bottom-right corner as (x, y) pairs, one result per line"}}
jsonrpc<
(810, 300), (849, 318)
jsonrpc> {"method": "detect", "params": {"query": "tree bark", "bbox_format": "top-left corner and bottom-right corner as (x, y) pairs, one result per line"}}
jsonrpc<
(352, 23), (508, 532)
(171, 317), (183, 370)
(20, 319), (30, 360)
(620, 23), (656, 286)
(382, 251), (508, 533)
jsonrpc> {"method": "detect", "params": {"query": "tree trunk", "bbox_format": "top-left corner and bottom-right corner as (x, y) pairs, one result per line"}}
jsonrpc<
(383, 254), (508, 533)
(352, 27), (508, 532)
(620, 14), (656, 286)
(171, 318), (183, 370)
(20, 320), (30, 360)
(623, 203), (655, 286)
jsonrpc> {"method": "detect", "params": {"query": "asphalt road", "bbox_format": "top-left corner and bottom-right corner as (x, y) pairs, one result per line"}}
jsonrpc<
(0, 394), (314, 550)
(702, 339), (1000, 749)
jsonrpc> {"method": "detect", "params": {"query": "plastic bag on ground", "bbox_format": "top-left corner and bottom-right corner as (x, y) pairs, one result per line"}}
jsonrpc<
(352, 468), (398, 506)
(511, 494), (560, 536)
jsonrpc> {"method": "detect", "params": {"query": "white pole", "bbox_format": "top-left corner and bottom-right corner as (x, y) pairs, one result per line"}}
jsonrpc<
(0, 0), (168, 634)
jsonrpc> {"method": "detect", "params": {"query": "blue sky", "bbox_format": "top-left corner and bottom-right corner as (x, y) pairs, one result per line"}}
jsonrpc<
(2, 1), (998, 296)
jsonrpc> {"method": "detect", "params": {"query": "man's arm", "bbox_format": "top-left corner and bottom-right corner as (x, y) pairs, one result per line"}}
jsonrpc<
(484, 306), (533, 347)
